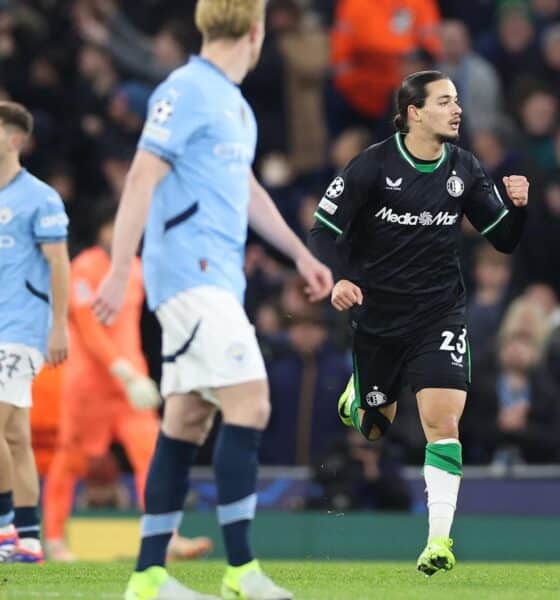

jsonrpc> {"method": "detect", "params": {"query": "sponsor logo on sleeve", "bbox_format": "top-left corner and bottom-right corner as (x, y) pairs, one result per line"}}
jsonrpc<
(318, 197), (338, 215)
(143, 123), (171, 143)
(40, 213), (69, 228)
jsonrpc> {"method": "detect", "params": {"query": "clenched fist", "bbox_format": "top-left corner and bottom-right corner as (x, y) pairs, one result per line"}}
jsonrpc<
(503, 175), (529, 207)
(331, 279), (363, 311)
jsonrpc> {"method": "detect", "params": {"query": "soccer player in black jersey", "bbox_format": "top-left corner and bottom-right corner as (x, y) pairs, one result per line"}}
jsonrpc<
(309, 71), (529, 575)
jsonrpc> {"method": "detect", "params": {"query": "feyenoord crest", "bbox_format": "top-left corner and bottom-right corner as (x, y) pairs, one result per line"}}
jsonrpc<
(446, 175), (464, 198)
(365, 387), (388, 407)
(326, 176), (344, 199)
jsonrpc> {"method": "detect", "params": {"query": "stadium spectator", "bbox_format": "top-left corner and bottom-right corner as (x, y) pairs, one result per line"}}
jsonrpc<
(463, 298), (560, 465)
(531, 0), (560, 34)
(74, 43), (119, 137)
(313, 0), (338, 26)
(241, 0), (292, 158)
(43, 162), (89, 256)
(536, 23), (560, 92)
(541, 305), (560, 394)
(329, 0), (442, 135)
(257, 151), (307, 236)
(438, 0), (497, 38)
(516, 87), (558, 171)
(74, 0), (193, 84)
(400, 46), (437, 78)
(470, 128), (541, 189)
(467, 243), (512, 362)
(244, 241), (292, 323)
(512, 176), (560, 297)
(524, 283), (560, 330)
(259, 277), (350, 465)
(274, 0), (329, 177)
(330, 127), (373, 175)
(437, 19), (503, 135)
(477, 2), (540, 96)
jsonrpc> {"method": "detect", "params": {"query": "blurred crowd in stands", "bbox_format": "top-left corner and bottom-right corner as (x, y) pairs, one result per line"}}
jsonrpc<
(7, 0), (560, 509)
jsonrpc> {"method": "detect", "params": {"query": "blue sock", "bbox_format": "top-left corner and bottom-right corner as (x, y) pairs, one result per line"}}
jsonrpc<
(14, 506), (40, 540)
(136, 432), (198, 572)
(0, 491), (14, 527)
(213, 424), (261, 567)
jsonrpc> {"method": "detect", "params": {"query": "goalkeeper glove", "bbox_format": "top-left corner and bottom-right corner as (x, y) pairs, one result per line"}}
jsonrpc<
(110, 358), (161, 410)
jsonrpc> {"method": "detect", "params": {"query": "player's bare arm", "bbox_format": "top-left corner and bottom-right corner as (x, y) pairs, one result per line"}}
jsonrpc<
(41, 241), (70, 366)
(248, 170), (333, 301)
(92, 149), (169, 324)
(503, 175), (529, 207)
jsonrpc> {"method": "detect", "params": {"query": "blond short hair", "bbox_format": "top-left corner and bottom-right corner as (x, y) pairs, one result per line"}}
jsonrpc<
(195, 0), (265, 41)
(497, 297), (550, 354)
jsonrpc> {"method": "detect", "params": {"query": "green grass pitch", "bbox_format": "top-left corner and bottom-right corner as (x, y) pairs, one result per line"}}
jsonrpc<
(0, 561), (559, 599)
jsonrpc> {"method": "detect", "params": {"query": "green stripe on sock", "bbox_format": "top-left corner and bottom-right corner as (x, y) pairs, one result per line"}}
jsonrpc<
(425, 442), (463, 476)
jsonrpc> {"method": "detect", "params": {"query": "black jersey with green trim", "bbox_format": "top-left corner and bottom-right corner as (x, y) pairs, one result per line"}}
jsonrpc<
(313, 133), (510, 338)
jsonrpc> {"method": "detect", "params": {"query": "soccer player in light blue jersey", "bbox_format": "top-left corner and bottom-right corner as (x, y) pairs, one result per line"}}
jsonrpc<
(93, 1), (332, 599)
(0, 101), (70, 563)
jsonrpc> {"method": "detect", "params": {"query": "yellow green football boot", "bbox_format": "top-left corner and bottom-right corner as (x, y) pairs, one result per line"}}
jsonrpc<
(337, 375), (354, 427)
(124, 566), (219, 600)
(417, 537), (456, 576)
(221, 559), (293, 600)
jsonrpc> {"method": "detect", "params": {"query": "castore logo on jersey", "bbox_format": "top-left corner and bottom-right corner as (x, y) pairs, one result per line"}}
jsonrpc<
(385, 176), (403, 191)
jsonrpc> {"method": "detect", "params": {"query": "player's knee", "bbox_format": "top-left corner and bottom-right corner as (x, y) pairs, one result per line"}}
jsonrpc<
(163, 402), (215, 442)
(234, 396), (270, 430)
(423, 413), (460, 439)
(185, 405), (215, 432)
(220, 389), (270, 430)
(252, 397), (270, 430)
(6, 427), (32, 456)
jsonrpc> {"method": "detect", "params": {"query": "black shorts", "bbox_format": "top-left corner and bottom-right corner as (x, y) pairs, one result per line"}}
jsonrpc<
(352, 317), (470, 409)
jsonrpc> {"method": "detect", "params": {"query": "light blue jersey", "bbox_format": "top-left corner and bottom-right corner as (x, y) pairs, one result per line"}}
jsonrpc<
(0, 169), (68, 354)
(138, 55), (257, 310)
